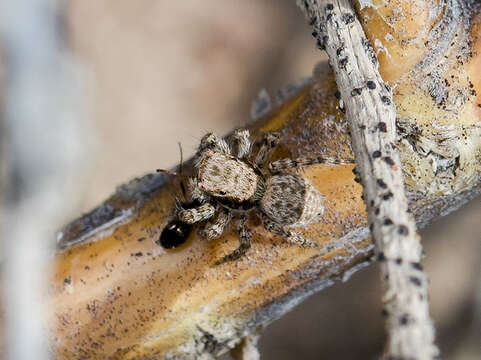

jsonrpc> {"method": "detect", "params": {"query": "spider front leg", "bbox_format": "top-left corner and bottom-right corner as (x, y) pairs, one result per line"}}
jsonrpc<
(199, 133), (230, 155)
(215, 213), (252, 265)
(268, 154), (353, 174)
(187, 178), (209, 203)
(253, 132), (280, 169)
(198, 208), (232, 240)
(176, 202), (216, 224)
(230, 129), (252, 160)
(260, 213), (318, 248)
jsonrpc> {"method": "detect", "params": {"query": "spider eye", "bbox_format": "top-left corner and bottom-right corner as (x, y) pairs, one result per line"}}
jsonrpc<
(219, 191), (226, 196)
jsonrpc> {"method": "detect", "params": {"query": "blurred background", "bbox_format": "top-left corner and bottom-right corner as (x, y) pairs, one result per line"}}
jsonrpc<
(1, 1), (480, 359)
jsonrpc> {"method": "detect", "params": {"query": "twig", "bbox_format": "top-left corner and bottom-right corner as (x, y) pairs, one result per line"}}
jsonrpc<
(0, 1), (89, 360)
(297, 1), (440, 359)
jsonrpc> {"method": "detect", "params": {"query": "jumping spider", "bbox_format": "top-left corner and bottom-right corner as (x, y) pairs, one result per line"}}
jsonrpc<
(160, 129), (342, 264)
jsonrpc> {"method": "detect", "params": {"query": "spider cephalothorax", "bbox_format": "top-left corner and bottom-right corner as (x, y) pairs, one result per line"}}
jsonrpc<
(162, 129), (342, 264)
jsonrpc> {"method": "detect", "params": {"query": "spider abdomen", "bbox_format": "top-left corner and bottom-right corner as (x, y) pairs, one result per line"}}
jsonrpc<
(260, 174), (325, 227)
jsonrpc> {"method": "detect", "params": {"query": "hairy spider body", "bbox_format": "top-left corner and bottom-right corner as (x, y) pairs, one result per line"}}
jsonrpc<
(196, 151), (264, 205)
(164, 129), (339, 264)
(261, 174), (324, 227)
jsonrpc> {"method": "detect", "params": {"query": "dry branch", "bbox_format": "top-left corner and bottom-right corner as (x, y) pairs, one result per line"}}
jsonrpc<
(0, 2), (478, 358)
(43, 56), (481, 358)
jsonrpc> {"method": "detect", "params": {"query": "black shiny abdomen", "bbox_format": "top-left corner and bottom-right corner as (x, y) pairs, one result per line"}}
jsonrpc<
(157, 220), (192, 248)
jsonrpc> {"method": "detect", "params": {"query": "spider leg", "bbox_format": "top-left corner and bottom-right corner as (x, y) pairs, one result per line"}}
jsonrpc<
(188, 178), (210, 203)
(199, 208), (232, 241)
(261, 213), (318, 248)
(230, 129), (252, 159)
(199, 133), (230, 155)
(177, 202), (216, 224)
(253, 132), (280, 169)
(215, 213), (252, 265)
(268, 155), (354, 174)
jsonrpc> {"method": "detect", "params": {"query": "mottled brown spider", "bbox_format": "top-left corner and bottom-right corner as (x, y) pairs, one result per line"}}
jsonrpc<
(163, 129), (342, 264)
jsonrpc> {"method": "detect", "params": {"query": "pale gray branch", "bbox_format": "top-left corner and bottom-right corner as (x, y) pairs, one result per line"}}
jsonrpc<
(297, 0), (440, 358)
(0, 1), (90, 360)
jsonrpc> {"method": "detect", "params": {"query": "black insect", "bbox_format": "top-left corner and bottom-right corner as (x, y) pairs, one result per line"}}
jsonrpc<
(156, 199), (201, 249)
(156, 143), (196, 249)
(155, 220), (192, 249)
(157, 219), (191, 248)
